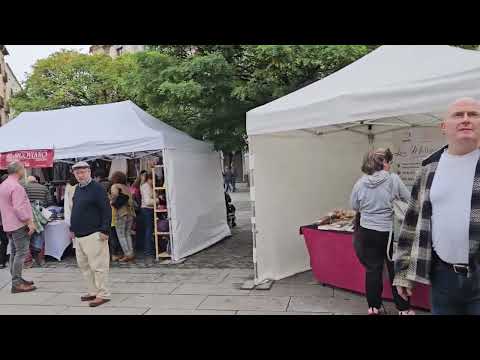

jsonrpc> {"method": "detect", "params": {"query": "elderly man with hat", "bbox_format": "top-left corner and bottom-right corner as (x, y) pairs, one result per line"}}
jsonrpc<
(70, 161), (112, 307)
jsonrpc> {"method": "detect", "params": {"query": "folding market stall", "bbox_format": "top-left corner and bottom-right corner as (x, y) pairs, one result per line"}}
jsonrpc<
(0, 100), (231, 261)
(246, 45), (480, 284)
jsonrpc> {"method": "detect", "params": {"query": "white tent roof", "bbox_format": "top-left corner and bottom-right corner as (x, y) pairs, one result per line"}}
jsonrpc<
(247, 45), (480, 135)
(0, 100), (212, 159)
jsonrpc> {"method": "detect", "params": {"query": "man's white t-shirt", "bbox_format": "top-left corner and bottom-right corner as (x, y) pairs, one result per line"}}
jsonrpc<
(430, 148), (480, 264)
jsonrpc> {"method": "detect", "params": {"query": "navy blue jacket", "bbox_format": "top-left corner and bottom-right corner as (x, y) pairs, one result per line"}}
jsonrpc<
(70, 180), (111, 238)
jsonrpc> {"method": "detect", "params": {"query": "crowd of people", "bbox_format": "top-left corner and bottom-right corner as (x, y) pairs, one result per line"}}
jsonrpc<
(0, 160), (167, 306)
(1, 96), (478, 314)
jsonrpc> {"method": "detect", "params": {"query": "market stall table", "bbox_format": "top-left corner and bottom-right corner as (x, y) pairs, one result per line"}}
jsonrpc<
(44, 220), (71, 261)
(300, 224), (431, 311)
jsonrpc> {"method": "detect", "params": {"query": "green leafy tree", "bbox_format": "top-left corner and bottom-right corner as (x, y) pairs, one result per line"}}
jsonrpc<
(10, 50), (137, 114)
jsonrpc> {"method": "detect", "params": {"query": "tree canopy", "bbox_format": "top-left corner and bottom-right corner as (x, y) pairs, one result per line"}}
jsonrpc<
(10, 45), (479, 153)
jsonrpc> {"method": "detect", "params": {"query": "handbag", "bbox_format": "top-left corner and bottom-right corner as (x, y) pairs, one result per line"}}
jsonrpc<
(41, 207), (53, 221)
(112, 188), (129, 209)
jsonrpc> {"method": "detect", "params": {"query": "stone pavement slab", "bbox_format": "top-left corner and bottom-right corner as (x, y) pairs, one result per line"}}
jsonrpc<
(0, 291), (57, 305)
(198, 295), (290, 312)
(172, 283), (249, 296)
(288, 296), (366, 314)
(0, 305), (68, 315)
(59, 306), (149, 315)
(251, 283), (334, 298)
(236, 311), (332, 315)
(276, 271), (321, 285)
(110, 282), (179, 294)
(41, 293), (129, 307)
(124, 274), (163, 283)
(157, 273), (228, 284)
(13, 281), (88, 293)
(0, 270), (11, 289)
(145, 309), (236, 315)
(120, 294), (207, 309)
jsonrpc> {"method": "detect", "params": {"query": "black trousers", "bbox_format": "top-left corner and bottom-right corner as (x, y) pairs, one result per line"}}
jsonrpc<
(354, 226), (410, 311)
(0, 226), (8, 266)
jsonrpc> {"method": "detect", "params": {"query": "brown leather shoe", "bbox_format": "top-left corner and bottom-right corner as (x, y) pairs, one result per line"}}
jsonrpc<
(22, 279), (34, 286)
(119, 255), (135, 263)
(11, 283), (37, 294)
(89, 297), (111, 307)
(81, 295), (97, 302)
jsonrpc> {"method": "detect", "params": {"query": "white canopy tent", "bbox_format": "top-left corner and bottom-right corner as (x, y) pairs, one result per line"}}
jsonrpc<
(0, 100), (231, 261)
(246, 45), (480, 284)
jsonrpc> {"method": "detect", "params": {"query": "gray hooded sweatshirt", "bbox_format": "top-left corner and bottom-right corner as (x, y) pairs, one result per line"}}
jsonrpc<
(350, 170), (411, 232)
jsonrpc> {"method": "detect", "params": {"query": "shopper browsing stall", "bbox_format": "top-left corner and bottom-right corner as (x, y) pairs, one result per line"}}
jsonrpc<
(24, 176), (51, 267)
(110, 171), (135, 263)
(0, 174), (9, 269)
(350, 148), (414, 315)
(140, 173), (156, 266)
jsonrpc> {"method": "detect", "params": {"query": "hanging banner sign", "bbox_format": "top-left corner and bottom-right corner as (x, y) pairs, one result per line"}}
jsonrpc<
(392, 128), (445, 188)
(0, 149), (55, 169)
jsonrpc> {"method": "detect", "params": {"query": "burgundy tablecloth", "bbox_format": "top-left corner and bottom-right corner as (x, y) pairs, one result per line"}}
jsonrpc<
(301, 225), (431, 310)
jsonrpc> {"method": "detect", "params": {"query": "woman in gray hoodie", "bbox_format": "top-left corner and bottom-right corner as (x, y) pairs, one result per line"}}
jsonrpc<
(350, 148), (414, 315)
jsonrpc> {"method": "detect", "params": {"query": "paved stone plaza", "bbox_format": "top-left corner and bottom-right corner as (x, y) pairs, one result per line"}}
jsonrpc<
(0, 188), (429, 315)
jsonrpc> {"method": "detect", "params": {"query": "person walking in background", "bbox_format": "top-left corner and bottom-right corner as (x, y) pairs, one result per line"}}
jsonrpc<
(231, 165), (237, 192)
(94, 169), (111, 194)
(0, 162), (37, 293)
(223, 166), (233, 193)
(24, 175), (51, 267)
(0, 174), (9, 269)
(64, 173), (78, 252)
(131, 170), (147, 208)
(70, 161), (112, 307)
(351, 148), (414, 315)
(109, 199), (123, 262)
(140, 173), (156, 266)
(63, 173), (77, 229)
(130, 170), (147, 253)
(110, 171), (135, 263)
(394, 98), (480, 315)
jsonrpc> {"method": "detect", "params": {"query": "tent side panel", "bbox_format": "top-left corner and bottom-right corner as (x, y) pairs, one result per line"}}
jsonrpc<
(164, 149), (231, 261)
(251, 131), (370, 282)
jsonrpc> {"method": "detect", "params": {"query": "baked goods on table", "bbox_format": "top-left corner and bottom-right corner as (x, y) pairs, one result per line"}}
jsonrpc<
(315, 209), (356, 232)
(316, 209), (356, 225)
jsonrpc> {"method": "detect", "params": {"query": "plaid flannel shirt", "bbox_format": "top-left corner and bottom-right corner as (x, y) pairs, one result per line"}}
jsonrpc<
(393, 145), (480, 289)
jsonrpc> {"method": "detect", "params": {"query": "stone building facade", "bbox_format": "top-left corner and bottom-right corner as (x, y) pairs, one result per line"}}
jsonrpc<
(0, 45), (9, 126)
(89, 45), (145, 58)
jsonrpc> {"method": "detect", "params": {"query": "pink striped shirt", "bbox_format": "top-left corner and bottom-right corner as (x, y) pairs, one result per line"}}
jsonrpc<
(0, 175), (33, 232)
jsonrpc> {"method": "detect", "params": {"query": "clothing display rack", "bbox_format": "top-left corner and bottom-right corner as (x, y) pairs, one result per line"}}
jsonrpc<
(152, 162), (172, 260)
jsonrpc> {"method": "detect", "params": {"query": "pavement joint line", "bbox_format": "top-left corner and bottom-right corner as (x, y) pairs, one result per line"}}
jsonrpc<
(285, 296), (293, 312)
(169, 283), (184, 294)
(194, 295), (210, 310)
(141, 307), (151, 315)
(219, 270), (231, 283)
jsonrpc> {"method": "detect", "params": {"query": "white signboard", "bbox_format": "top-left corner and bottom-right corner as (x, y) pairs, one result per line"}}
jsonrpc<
(392, 128), (445, 188)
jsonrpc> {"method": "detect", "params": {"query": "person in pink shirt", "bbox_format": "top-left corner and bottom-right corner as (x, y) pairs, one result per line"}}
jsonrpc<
(0, 162), (37, 293)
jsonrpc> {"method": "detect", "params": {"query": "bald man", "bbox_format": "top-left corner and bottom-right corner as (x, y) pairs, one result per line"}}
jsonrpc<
(393, 98), (480, 315)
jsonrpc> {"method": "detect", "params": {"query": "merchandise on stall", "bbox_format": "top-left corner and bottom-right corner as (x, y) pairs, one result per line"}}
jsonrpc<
(0, 100), (230, 261)
(152, 164), (171, 259)
(315, 209), (356, 232)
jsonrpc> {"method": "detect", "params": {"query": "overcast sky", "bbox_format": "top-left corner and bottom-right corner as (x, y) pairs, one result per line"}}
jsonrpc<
(5, 45), (89, 83)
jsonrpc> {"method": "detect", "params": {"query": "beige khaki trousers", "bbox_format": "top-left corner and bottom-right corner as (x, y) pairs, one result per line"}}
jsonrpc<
(75, 232), (111, 299)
